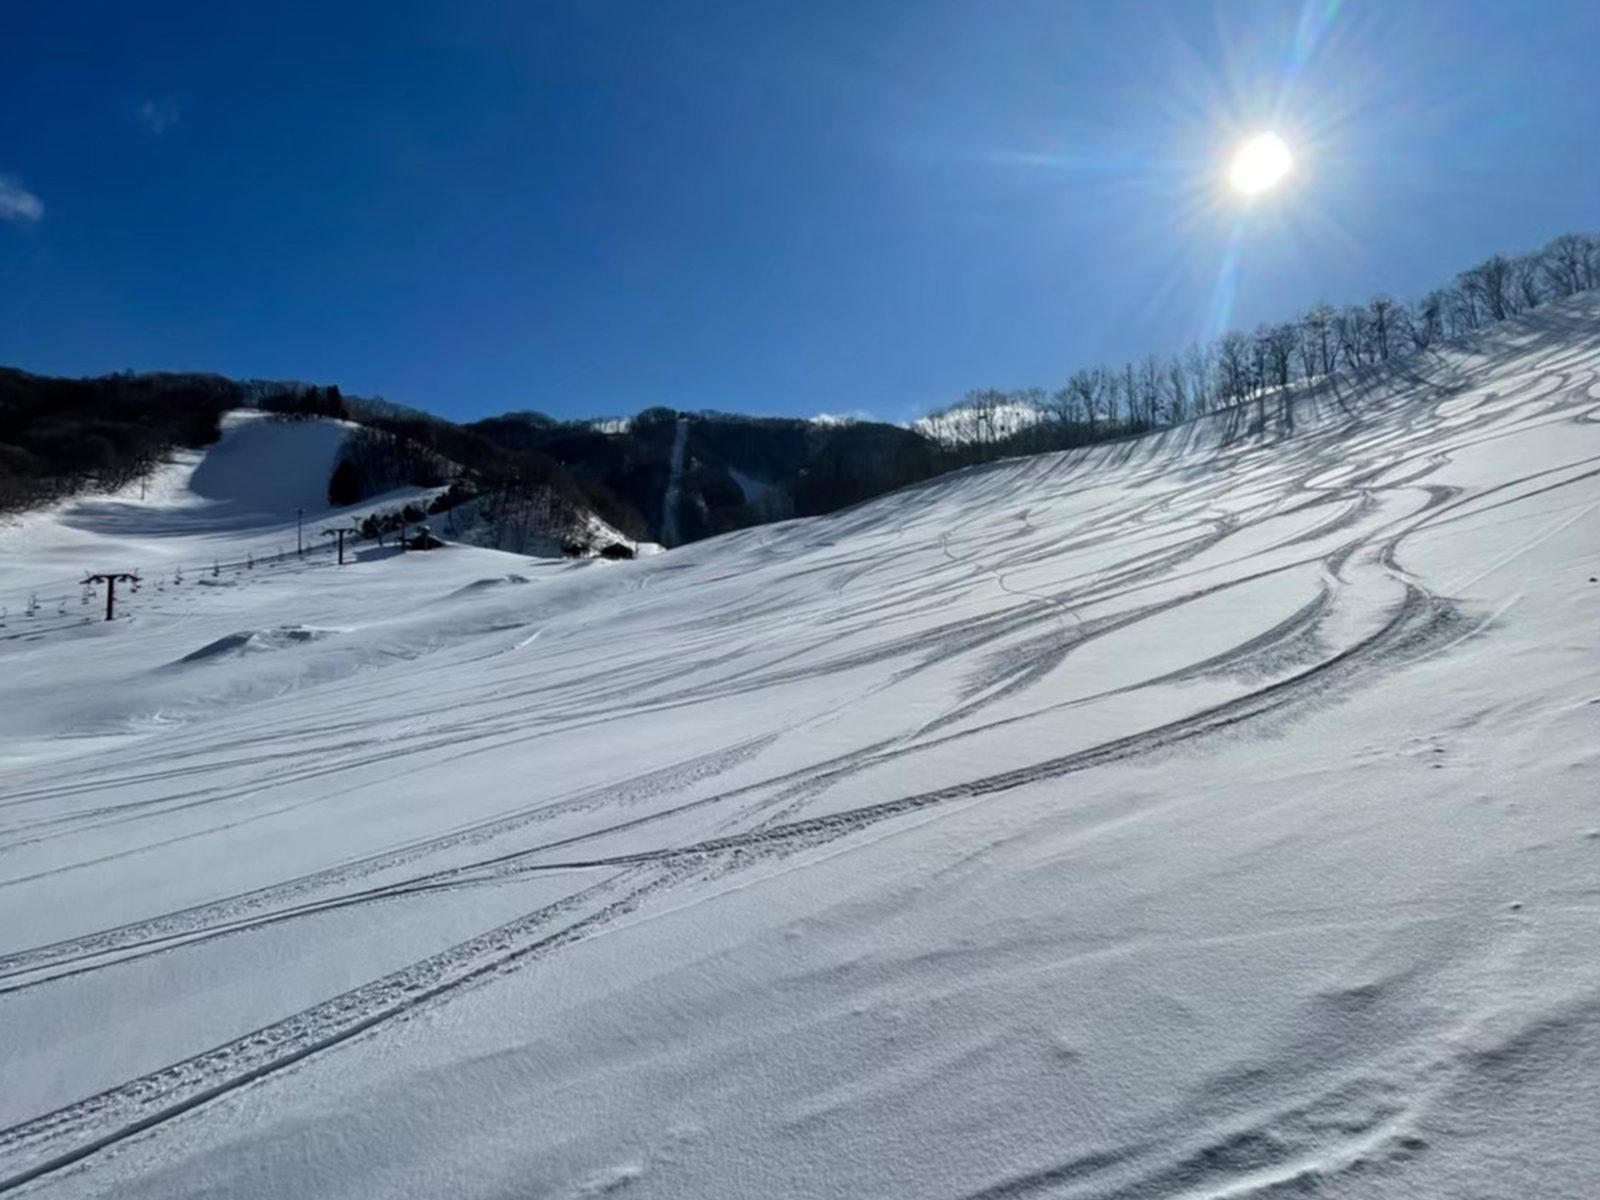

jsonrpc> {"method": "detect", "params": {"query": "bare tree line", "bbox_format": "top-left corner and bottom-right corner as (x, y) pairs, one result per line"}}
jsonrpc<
(919, 231), (1600, 462)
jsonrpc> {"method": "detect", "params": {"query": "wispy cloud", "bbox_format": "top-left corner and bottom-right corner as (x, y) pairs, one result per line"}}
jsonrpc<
(0, 174), (43, 223)
(137, 97), (181, 137)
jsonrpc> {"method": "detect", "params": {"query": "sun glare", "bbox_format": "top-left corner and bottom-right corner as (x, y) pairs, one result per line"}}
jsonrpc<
(1228, 133), (1292, 195)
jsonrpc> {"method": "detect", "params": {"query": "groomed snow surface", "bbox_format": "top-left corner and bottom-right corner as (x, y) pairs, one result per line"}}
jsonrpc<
(1, 299), (1597, 1198)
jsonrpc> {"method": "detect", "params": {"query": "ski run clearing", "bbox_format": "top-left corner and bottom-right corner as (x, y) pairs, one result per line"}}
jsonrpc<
(1, 298), (1597, 1199)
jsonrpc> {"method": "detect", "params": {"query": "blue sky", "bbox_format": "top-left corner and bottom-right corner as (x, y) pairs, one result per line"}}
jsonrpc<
(2, 1), (1596, 423)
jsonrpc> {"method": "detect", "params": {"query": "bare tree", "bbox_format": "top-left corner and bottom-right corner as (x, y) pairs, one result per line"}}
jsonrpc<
(910, 229), (1595, 467)
(1302, 305), (1334, 377)
(1294, 314), (1319, 383)
(1184, 342), (1215, 416)
(1250, 328), (1271, 397)
(1409, 292), (1444, 349)
(1510, 254), (1544, 312)
(1015, 386), (1047, 451)
(1217, 332), (1251, 407)
(1096, 367), (1116, 430)
(1264, 323), (1297, 389)
(1044, 385), (1079, 439)
(966, 388), (1007, 460)
(1067, 368), (1103, 437)
(1137, 354), (1163, 427)
(1459, 255), (1512, 322)
(1541, 233), (1592, 296)
(1334, 306), (1368, 370)
(1165, 355), (1189, 424)
(1445, 284), (1479, 336)
(1367, 294), (1395, 361)
(1578, 234), (1600, 291)
(1096, 368), (1117, 429)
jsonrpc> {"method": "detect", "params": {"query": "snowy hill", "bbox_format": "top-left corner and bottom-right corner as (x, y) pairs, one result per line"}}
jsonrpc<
(0, 411), (637, 618)
(1, 297), (1597, 1198)
(0, 412), (442, 618)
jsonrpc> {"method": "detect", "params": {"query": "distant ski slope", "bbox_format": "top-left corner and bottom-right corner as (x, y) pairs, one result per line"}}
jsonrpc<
(660, 415), (689, 545)
(0, 412), (419, 626)
(0, 298), (1596, 1198)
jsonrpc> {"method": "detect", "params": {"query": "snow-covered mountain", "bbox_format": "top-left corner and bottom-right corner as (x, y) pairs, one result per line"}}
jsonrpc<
(1, 297), (1596, 1198)
(913, 397), (1047, 444)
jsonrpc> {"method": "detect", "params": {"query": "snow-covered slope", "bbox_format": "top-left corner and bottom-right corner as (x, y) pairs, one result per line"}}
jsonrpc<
(0, 412), (429, 612)
(1, 299), (1597, 1198)
(0, 410), (629, 609)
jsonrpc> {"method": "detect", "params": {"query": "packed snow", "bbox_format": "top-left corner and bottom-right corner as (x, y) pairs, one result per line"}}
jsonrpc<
(1, 299), (1597, 1198)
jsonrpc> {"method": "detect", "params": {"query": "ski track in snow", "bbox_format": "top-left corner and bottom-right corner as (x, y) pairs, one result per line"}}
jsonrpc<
(1, 302), (1599, 1196)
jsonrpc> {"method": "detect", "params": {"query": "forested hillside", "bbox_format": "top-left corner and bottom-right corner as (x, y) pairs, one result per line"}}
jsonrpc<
(915, 232), (1600, 459)
(468, 231), (1598, 544)
(471, 407), (936, 544)
(0, 369), (236, 511)
(6, 232), (1595, 548)
(0, 373), (645, 548)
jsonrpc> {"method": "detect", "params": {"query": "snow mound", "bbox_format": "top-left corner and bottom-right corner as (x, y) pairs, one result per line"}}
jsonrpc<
(448, 574), (533, 598)
(173, 625), (337, 666)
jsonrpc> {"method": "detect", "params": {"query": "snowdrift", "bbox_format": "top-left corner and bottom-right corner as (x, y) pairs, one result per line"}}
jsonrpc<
(0, 297), (1597, 1198)
(172, 625), (336, 666)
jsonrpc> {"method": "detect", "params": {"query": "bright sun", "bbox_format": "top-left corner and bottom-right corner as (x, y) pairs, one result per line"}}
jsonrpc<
(1228, 132), (1293, 195)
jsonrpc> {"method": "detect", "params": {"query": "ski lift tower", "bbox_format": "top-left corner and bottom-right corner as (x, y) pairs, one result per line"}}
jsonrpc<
(81, 572), (141, 621)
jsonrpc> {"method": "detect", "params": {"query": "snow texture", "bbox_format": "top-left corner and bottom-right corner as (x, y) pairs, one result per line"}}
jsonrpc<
(1, 300), (1597, 1198)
